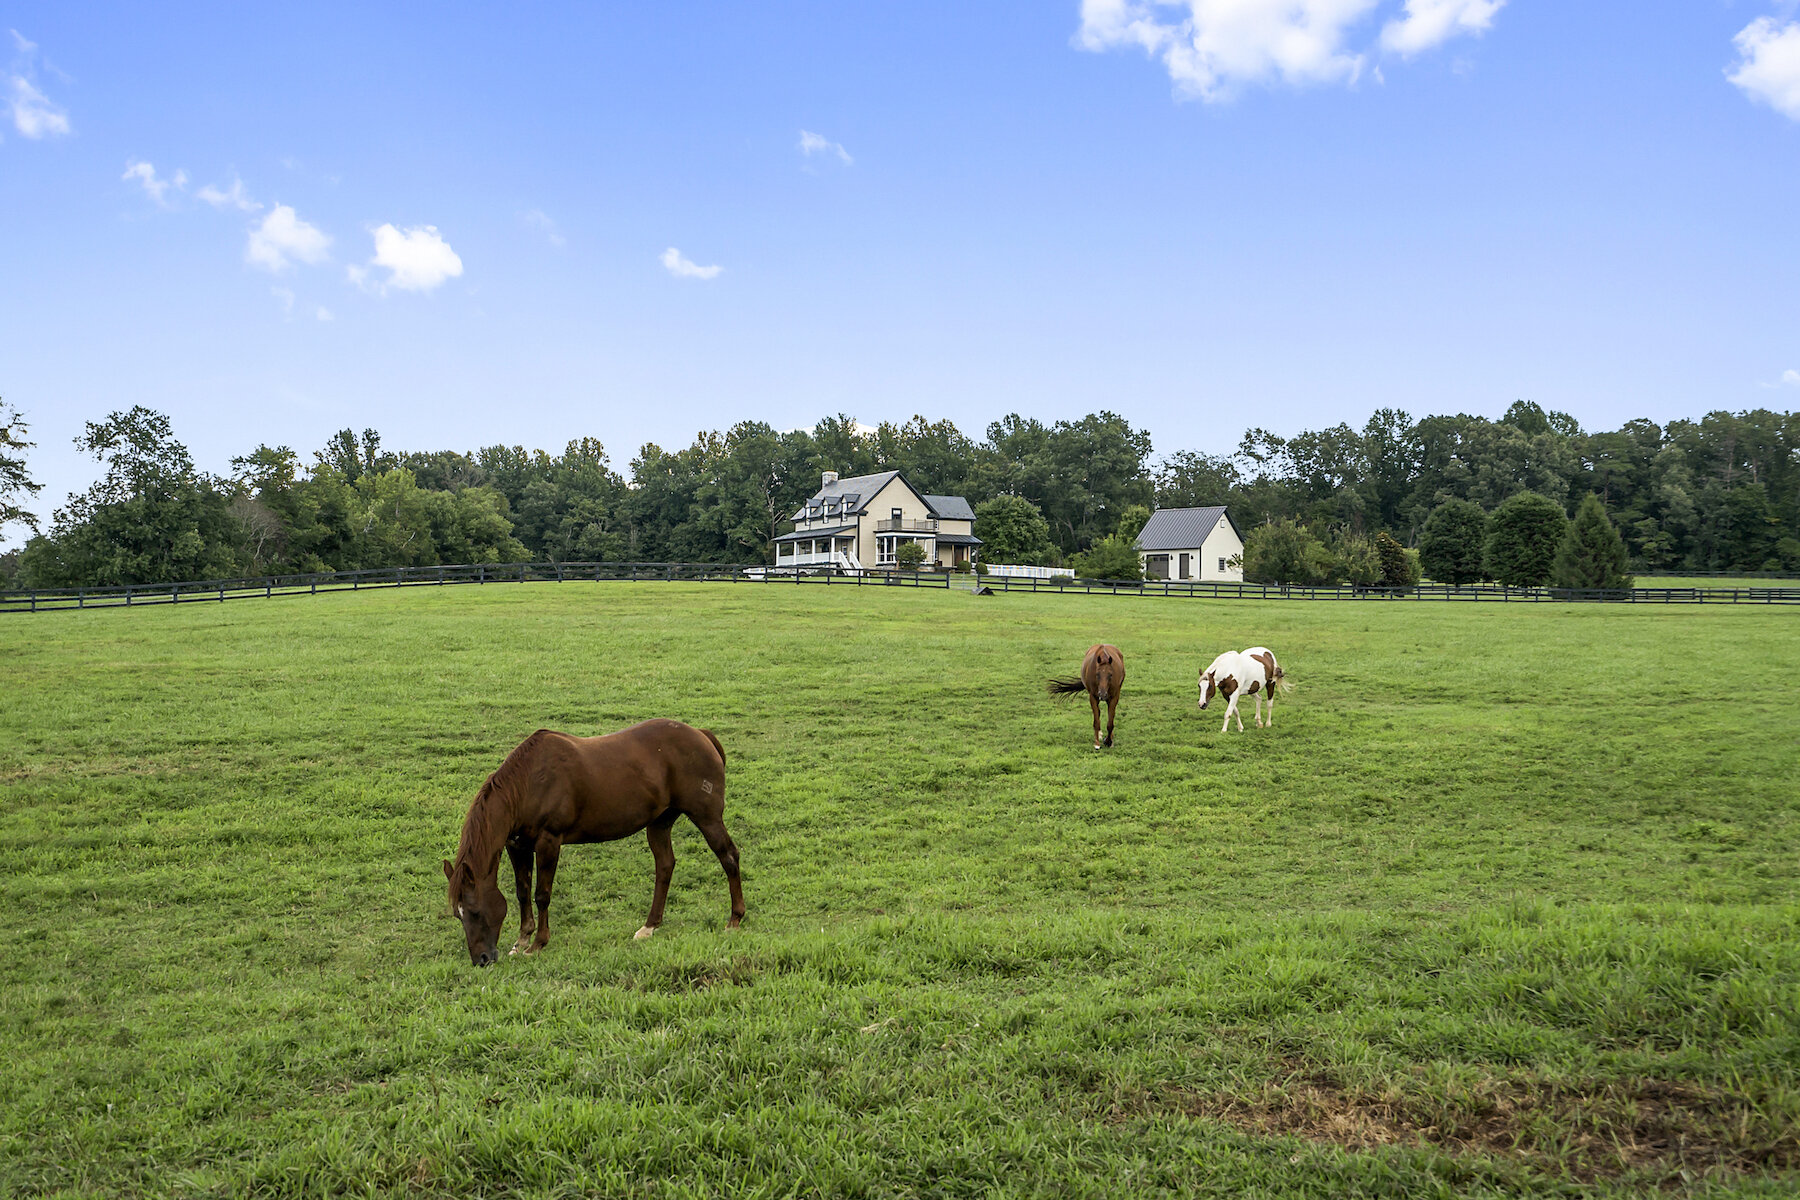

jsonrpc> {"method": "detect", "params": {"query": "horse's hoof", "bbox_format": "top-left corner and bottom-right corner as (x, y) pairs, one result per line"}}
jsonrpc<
(634, 925), (656, 940)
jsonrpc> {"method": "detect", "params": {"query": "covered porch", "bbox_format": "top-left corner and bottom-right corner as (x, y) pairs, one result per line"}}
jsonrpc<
(774, 525), (862, 571)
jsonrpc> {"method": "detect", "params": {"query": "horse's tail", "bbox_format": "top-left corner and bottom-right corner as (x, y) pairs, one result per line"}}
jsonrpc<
(1272, 666), (1294, 694)
(1046, 676), (1087, 698)
(699, 727), (727, 770)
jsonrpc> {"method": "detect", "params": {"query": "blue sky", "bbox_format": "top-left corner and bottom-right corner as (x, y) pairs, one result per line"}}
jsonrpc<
(4, 2), (1800, 544)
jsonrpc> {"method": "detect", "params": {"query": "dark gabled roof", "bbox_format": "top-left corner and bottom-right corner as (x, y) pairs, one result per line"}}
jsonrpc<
(932, 532), (983, 545)
(1136, 506), (1240, 551)
(923, 494), (975, 521)
(773, 525), (855, 542)
(790, 470), (901, 520)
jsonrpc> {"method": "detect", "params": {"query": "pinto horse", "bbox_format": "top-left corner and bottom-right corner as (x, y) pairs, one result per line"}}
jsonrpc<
(1198, 646), (1289, 733)
(442, 719), (745, 966)
(1047, 644), (1126, 748)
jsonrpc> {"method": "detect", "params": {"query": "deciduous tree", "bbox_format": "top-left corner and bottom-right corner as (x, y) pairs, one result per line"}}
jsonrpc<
(1484, 491), (1568, 587)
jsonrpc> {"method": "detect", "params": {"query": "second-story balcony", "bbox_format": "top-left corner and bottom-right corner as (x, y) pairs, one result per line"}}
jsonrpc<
(876, 517), (938, 533)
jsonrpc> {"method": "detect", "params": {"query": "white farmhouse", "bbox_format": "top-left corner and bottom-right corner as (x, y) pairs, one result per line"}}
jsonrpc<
(773, 470), (982, 572)
(1136, 506), (1244, 582)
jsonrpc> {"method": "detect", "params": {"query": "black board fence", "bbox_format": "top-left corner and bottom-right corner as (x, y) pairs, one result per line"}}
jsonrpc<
(4, 562), (1799, 614)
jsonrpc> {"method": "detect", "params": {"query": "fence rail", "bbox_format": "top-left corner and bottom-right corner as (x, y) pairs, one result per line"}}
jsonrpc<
(5, 561), (1800, 614)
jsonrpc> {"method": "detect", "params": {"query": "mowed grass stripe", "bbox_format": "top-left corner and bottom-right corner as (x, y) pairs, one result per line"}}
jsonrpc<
(1, 586), (1796, 1197)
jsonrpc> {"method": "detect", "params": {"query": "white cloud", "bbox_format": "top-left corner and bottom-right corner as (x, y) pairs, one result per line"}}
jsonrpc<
(356, 223), (464, 293)
(1784, 369), (1800, 387)
(197, 177), (261, 212)
(799, 130), (853, 164)
(1077, 0), (1506, 100)
(1728, 17), (1800, 120)
(246, 204), (332, 273)
(521, 208), (565, 246)
(122, 160), (187, 205)
(315, 306), (334, 322)
(7, 30), (70, 139)
(8, 73), (68, 138)
(661, 247), (722, 280)
(271, 286), (296, 316)
(1380, 0), (1503, 57)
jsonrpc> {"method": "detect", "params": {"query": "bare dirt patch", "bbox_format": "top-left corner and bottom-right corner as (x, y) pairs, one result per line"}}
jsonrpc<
(1135, 1061), (1798, 1185)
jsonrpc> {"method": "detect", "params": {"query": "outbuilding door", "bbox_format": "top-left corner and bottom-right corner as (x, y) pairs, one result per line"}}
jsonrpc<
(1178, 552), (1192, 580)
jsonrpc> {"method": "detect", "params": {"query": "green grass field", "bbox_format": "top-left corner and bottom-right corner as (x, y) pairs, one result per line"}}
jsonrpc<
(3, 584), (1797, 1198)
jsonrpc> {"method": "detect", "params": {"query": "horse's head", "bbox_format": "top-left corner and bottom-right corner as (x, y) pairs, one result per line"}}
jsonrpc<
(1198, 670), (1214, 709)
(443, 858), (507, 967)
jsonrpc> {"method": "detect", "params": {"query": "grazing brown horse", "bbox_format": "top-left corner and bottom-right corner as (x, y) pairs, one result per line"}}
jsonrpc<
(442, 719), (745, 966)
(1047, 644), (1126, 749)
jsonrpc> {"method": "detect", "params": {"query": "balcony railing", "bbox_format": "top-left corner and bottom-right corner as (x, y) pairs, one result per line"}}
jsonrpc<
(875, 518), (938, 533)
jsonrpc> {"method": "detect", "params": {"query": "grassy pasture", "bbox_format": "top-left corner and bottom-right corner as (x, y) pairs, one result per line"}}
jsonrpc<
(1, 584), (1797, 1198)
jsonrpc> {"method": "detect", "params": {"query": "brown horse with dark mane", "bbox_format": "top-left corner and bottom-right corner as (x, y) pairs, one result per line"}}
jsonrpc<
(1047, 644), (1126, 749)
(442, 719), (745, 966)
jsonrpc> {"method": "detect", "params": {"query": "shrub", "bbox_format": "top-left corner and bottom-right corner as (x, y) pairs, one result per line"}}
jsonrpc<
(895, 541), (926, 571)
(1242, 521), (1332, 585)
(973, 560), (989, 577)
(1419, 498), (1488, 585)
(1552, 494), (1634, 590)
(1484, 491), (1568, 587)
(1071, 534), (1143, 581)
(1333, 536), (1383, 587)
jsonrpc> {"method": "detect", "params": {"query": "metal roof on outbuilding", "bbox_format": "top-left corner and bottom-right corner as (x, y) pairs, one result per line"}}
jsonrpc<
(1135, 506), (1240, 551)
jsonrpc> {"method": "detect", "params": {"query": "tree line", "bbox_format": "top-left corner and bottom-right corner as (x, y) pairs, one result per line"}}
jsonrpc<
(1, 396), (1796, 589)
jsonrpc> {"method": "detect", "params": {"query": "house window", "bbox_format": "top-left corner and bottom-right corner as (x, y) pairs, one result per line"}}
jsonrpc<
(1218, 558), (1228, 573)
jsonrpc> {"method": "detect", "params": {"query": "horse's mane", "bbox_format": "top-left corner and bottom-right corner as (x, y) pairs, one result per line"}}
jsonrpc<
(453, 729), (550, 874)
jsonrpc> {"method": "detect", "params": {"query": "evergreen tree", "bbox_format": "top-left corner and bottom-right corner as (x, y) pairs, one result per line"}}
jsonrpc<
(1484, 491), (1568, 587)
(1375, 530), (1417, 589)
(1418, 498), (1488, 585)
(1552, 494), (1633, 589)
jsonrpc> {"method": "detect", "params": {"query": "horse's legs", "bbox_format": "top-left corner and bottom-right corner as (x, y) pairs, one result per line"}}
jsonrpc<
(636, 811), (679, 940)
(525, 835), (561, 954)
(688, 812), (746, 929)
(507, 843), (535, 955)
(1266, 691), (1275, 728)
(1103, 692), (1118, 748)
(1234, 695), (1246, 732)
(1221, 695), (1236, 734)
(1089, 690), (1103, 749)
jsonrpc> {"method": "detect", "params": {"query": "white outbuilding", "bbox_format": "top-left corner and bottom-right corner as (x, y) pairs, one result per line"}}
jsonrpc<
(1136, 506), (1245, 582)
